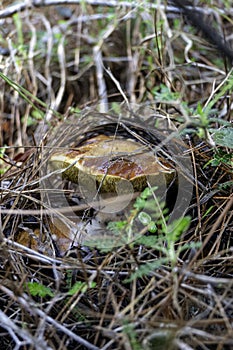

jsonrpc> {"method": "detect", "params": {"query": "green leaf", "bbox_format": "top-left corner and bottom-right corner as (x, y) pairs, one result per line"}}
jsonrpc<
(31, 109), (44, 120)
(136, 235), (159, 246)
(68, 281), (96, 296)
(124, 258), (169, 282)
(26, 282), (54, 298)
(213, 128), (233, 148)
(153, 84), (180, 101)
(133, 186), (158, 210)
(107, 220), (127, 234)
(218, 180), (233, 190)
(148, 221), (157, 233)
(133, 197), (146, 210)
(166, 216), (191, 242)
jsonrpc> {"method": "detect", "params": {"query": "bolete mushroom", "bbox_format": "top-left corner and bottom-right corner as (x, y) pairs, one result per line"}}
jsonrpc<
(49, 134), (175, 193)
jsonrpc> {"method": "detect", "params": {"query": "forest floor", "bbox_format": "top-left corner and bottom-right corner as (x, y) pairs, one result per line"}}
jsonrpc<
(0, 1), (232, 349)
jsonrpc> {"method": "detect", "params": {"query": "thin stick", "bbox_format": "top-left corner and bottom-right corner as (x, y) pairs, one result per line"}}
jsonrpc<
(1, 0), (232, 19)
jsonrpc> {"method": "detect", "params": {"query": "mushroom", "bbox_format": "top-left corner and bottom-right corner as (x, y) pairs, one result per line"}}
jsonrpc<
(49, 134), (175, 193)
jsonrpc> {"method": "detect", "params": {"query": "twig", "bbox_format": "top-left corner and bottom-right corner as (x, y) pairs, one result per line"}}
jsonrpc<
(93, 47), (108, 113)
(0, 310), (52, 350)
(172, 0), (233, 63)
(1, 0), (232, 19)
(105, 67), (129, 106)
(53, 35), (66, 112)
(189, 194), (233, 267)
(0, 285), (100, 350)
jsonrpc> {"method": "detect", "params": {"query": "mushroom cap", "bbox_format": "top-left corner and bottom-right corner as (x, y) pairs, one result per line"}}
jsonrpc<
(50, 134), (175, 192)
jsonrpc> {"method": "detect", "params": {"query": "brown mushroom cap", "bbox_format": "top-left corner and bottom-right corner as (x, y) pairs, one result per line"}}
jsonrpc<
(49, 134), (175, 192)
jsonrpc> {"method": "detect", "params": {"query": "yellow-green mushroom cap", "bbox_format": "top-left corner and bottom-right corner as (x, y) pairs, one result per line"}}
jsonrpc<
(49, 134), (175, 192)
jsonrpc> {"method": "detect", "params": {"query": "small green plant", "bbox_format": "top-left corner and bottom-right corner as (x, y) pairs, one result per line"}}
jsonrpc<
(123, 322), (141, 350)
(212, 127), (233, 149)
(26, 279), (96, 300)
(65, 270), (96, 296)
(125, 215), (199, 283)
(218, 180), (233, 190)
(179, 72), (233, 143)
(209, 149), (233, 167)
(67, 281), (96, 296)
(107, 220), (128, 234)
(85, 186), (163, 251)
(0, 72), (62, 119)
(26, 282), (54, 298)
(152, 84), (181, 101)
(85, 186), (200, 281)
(22, 109), (44, 127)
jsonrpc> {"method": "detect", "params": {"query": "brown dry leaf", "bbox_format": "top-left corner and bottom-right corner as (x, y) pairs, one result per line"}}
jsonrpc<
(16, 219), (78, 256)
(48, 217), (77, 255)
(16, 228), (44, 251)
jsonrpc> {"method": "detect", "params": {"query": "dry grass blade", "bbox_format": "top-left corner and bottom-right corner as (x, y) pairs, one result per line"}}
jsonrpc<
(0, 1), (232, 349)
